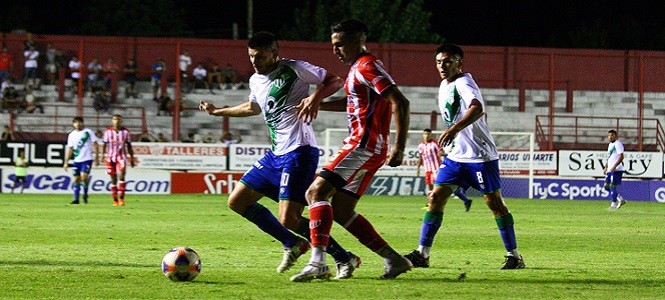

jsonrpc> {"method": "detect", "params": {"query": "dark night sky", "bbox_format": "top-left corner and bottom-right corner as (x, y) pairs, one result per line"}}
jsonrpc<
(2, 0), (665, 49)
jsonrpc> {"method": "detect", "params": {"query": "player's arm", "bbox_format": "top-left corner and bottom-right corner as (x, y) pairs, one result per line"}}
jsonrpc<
(439, 99), (484, 147)
(199, 101), (261, 117)
(383, 85), (411, 167)
(63, 147), (73, 171)
(297, 73), (343, 123)
(126, 140), (135, 167)
(93, 142), (100, 166)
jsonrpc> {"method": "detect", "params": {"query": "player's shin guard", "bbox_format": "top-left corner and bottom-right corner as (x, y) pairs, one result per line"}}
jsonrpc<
(343, 213), (388, 252)
(296, 217), (350, 262)
(242, 203), (300, 248)
(496, 213), (518, 252)
(118, 181), (126, 199)
(308, 201), (333, 248)
(420, 211), (443, 247)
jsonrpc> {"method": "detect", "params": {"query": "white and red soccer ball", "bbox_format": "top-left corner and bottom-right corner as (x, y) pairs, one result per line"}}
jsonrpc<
(161, 247), (202, 281)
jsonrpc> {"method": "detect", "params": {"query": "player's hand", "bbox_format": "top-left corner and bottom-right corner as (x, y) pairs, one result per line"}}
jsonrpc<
(199, 101), (217, 115)
(386, 149), (404, 167)
(130, 159), (136, 168)
(439, 128), (458, 147)
(63, 164), (68, 172)
(296, 95), (320, 124)
(416, 169), (420, 176)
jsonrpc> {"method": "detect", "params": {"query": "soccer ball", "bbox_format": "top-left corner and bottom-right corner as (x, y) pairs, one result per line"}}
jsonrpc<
(161, 247), (202, 281)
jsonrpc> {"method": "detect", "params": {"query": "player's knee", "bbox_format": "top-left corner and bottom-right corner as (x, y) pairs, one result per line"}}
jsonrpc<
(304, 186), (323, 204)
(226, 196), (246, 215)
(279, 213), (301, 230)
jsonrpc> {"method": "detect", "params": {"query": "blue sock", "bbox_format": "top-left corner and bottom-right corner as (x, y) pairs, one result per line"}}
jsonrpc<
(609, 186), (618, 202)
(72, 182), (81, 201)
(242, 203), (299, 248)
(455, 187), (471, 203)
(297, 217), (351, 262)
(496, 213), (518, 252)
(419, 211), (443, 247)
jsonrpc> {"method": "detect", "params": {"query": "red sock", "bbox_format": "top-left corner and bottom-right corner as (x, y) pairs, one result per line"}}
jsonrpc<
(111, 185), (118, 201)
(309, 201), (333, 248)
(118, 181), (126, 199)
(345, 213), (388, 252)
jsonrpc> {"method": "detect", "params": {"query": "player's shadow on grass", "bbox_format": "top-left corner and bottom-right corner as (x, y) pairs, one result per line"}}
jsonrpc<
(0, 259), (156, 268)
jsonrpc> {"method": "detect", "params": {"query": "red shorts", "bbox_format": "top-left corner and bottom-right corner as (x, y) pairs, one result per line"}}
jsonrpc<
(424, 170), (437, 186)
(106, 159), (127, 176)
(321, 146), (385, 197)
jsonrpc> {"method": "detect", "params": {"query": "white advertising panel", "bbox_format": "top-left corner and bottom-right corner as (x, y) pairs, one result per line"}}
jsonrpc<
(558, 150), (663, 178)
(133, 142), (227, 170)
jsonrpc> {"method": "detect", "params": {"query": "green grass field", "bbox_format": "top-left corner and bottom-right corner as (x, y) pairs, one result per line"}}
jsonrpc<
(2, 194), (664, 299)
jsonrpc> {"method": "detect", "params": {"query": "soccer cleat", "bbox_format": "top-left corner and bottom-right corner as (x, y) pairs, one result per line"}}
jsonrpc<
(118, 199), (126, 206)
(334, 253), (362, 279)
(608, 202), (618, 211)
(617, 197), (626, 209)
(83, 195), (88, 204)
(404, 250), (429, 268)
(277, 238), (310, 273)
(464, 200), (473, 212)
(113, 200), (119, 206)
(290, 262), (332, 282)
(379, 256), (413, 279)
(70, 200), (80, 205)
(501, 255), (525, 269)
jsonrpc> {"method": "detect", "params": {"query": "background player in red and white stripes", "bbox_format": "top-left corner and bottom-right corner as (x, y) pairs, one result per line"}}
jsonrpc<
(102, 114), (134, 206)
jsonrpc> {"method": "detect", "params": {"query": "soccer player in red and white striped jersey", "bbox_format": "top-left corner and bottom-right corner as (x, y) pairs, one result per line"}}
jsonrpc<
(291, 19), (412, 282)
(102, 114), (134, 206)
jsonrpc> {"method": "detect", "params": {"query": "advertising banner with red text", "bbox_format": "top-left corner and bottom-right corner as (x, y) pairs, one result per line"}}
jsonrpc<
(171, 172), (244, 194)
(133, 142), (227, 170)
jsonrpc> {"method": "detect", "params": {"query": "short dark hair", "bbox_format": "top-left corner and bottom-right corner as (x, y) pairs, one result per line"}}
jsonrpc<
(436, 43), (464, 59)
(331, 19), (368, 36)
(608, 129), (618, 134)
(248, 31), (279, 49)
(423, 128), (432, 133)
(72, 116), (84, 123)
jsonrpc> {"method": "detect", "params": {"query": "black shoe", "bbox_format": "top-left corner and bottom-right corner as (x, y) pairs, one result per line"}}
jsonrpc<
(464, 200), (473, 212)
(404, 250), (429, 268)
(70, 201), (80, 204)
(83, 196), (88, 204)
(501, 255), (525, 269)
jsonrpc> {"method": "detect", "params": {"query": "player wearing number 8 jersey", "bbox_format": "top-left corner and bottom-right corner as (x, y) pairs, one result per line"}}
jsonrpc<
(199, 32), (360, 279)
(405, 43), (524, 270)
(102, 114), (134, 206)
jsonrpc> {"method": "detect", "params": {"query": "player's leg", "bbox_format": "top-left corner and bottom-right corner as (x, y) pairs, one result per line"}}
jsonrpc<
(277, 148), (358, 278)
(116, 160), (128, 205)
(614, 171), (626, 208)
(106, 160), (120, 205)
(79, 160), (93, 204)
(18, 177), (26, 193)
(71, 162), (83, 204)
(476, 160), (524, 269)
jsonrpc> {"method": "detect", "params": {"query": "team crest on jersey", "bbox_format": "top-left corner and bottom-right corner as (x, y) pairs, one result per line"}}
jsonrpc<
(271, 77), (285, 89)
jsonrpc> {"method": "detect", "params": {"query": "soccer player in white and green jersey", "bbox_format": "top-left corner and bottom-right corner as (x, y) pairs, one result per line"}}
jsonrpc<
(63, 116), (100, 204)
(405, 43), (525, 270)
(199, 31), (361, 279)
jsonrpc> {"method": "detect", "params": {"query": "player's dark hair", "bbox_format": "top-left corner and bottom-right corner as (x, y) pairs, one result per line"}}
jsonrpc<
(608, 129), (618, 134)
(248, 31), (279, 50)
(72, 116), (84, 123)
(436, 43), (464, 59)
(113, 114), (123, 118)
(423, 128), (432, 133)
(331, 19), (369, 36)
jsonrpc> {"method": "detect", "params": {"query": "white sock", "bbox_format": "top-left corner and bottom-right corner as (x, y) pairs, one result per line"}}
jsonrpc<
(417, 246), (431, 258)
(309, 245), (326, 264)
(508, 249), (520, 258)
